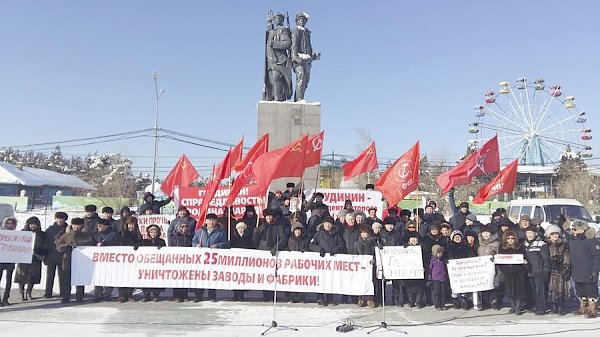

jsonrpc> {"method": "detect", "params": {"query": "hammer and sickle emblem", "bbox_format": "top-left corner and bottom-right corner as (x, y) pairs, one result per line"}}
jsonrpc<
(291, 142), (303, 152)
(312, 136), (323, 151)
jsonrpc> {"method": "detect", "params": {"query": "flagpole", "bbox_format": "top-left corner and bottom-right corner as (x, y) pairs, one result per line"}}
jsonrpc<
(227, 147), (232, 242)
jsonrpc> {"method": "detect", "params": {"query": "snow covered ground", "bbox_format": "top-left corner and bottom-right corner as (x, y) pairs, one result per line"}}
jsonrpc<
(0, 287), (598, 337)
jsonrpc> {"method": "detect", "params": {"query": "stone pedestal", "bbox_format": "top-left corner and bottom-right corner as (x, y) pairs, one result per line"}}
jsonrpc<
(257, 100), (321, 192)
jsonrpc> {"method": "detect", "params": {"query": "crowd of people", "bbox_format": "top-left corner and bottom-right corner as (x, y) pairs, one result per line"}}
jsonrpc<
(0, 186), (599, 319)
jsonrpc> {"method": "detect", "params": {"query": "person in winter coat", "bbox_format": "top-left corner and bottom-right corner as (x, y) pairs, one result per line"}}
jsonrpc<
(463, 214), (483, 236)
(0, 217), (18, 306)
(355, 225), (377, 308)
(306, 203), (328, 239)
(44, 212), (69, 299)
(343, 212), (360, 255)
(402, 232), (429, 308)
(14, 216), (49, 301)
(139, 224), (166, 302)
(428, 244), (449, 311)
(445, 230), (474, 309)
(568, 220), (600, 319)
(230, 221), (254, 302)
(545, 225), (571, 315)
(92, 219), (118, 301)
(497, 229), (529, 315)
(116, 216), (141, 302)
(167, 206), (197, 240)
(55, 217), (97, 303)
(82, 204), (100, 233)
(465, 230), (479, 257)
(523, 227), (550, 315)
(242, 205), (258, 235)
(286, 222), (310, 303)
(448, 188), (470, 231)
(138, 192), (172, 215)
(477, 226), (500, 310)
(169, 219), (194, 302)
(112, 206), (132, 233)
(193, 213), (229, 302)
(380, 218), (404, 306)
(309, 216), (345, 306)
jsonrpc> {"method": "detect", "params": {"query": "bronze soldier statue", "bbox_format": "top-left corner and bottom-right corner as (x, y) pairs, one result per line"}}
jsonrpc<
(291, 12), (320, 102)
(263, 12), (293, 101)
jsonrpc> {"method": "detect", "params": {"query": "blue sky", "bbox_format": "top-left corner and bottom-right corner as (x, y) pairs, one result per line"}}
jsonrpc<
(1, 1), (599, 177)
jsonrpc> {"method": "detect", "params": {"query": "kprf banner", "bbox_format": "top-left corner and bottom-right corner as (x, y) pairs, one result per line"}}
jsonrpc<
(71, 247), (374, 296)
(136, 214), (174, 243)
(304, 189), (383, 219)
(0, 230), (35, 264)
(174, 185), (267, 220)
(448, 256), (495, 293)
(375, 246), (424, 279)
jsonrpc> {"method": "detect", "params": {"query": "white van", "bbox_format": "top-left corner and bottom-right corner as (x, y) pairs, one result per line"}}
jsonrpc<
(506, 198), (599, 231)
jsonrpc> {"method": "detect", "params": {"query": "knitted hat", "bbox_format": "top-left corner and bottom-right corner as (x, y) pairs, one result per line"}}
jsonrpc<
(450, 230), (463, 239)
(544, 224), (561, 238)
(291, 222), (304, 232)
(571, 220), (589, 231)
(466, 214), (478, 222)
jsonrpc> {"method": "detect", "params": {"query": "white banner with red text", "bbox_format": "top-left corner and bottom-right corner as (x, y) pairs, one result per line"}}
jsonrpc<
(304, 188), (383, 219)
(174, 185), (267, 220)
(71, 247), (374, 295)
(448, 256), (495, 293)
(0, 230), (35, 264)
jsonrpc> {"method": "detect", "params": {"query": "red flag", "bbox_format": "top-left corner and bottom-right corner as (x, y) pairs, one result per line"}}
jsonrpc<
(342, 142), (378, 180)
(473, 159), (518, 204)
(160, 154), (199, 196)
(375, 141), (420, 207)
(252, 135), (309, 194)
(224, 136), (269, 207)
(235, 134), (269, 172)
(304, 130), (325, 167)
(214, 138), (243, 178)
(196, 152), (231, 229)
(436, 135), (500, 194)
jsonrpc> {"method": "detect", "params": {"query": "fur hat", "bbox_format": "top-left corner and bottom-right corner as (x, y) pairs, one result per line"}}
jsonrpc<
(571, 220), (589, 231)
(372, 222), (383, 230)
(406, 231), (420, 240)
(479, 225), (492, 234)
(466, 214), (478, 222)
(286, 182), (295, 188)
(337, 209), (349, 220)
(544, 224), (561, 238)
(428, 223), (441, 232)
(450, 230), (463, 240)
(101, 206), (114, 214)
(54, 212), (68, 220)
(531, 217), (542, 226)
(71, 217), (84, 225)
(431, 244), (444, 255)
(322, 216), (335, 225)
(459, 201), (469, 208)
(206, 213), (218, 220)
(262, 208), (275, 217)
(235, 221), (247, 230)
(291, 222), (304, 232)
(383, 217), (396, 226)
(84, 204), (97, 212)
(359, 225), (373, 235)
(520, 214), (531, 221)
(400, 209), (412, 217)
(365, 183), (375, 190)
(26, 216), (41, 226)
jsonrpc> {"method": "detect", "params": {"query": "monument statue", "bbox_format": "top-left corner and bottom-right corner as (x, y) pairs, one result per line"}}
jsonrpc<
(263, 11), (293, 102)
(291, 12), (320, 102)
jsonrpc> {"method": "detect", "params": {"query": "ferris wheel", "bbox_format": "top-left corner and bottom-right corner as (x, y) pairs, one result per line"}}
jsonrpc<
(467, 77), (593, 166)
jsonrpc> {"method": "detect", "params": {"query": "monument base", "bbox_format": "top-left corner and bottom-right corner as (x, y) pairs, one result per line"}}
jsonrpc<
(257, 100), (321, 192)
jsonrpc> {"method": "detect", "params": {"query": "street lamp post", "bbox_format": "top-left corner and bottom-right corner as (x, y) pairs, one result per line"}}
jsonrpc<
(151, 71), (165, 195)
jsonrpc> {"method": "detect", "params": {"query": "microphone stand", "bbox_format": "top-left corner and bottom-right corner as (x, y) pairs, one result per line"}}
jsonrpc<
(261, 234), (298, 335)
(367, 242), (407, 335)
